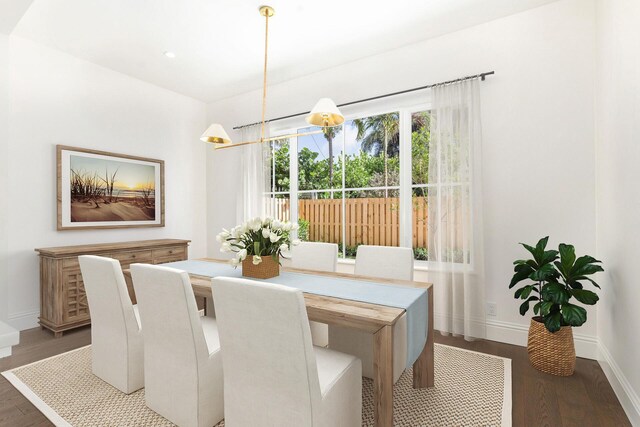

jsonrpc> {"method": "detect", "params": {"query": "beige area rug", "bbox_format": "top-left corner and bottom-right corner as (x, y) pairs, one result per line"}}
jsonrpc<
(2, 344), (511, 427)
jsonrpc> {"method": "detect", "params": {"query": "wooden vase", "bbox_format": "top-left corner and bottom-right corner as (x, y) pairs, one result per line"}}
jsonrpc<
(242, 256), (280, 279)
(527, 316), (576, 376)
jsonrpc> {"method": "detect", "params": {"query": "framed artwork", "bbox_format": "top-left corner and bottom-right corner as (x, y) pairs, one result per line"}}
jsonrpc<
(57, 145), (165, 230)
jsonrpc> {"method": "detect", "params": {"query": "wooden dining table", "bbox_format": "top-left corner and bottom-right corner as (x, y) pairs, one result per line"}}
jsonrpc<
(123, 258), (434, 427)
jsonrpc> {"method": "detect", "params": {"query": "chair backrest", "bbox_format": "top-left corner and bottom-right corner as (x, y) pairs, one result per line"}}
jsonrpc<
(78, 255), (140, 344)
(291, 241), (338, 272)
(212, 277), (322, 426)
(130, 264), (210, 406)
(355, 245), (414, 281)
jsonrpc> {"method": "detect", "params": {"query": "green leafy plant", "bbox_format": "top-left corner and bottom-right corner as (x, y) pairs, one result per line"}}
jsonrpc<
(297, 219), (310, 241)
(510, 237), (603, 333)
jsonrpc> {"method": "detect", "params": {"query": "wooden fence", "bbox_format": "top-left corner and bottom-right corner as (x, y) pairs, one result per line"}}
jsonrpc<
(267, 197), (429, 248)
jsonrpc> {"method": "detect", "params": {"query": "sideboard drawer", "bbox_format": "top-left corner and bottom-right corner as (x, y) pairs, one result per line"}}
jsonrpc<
(112, 250), (153, 264)
(152, 247), (186, 260)
(62, 254), (113, 270)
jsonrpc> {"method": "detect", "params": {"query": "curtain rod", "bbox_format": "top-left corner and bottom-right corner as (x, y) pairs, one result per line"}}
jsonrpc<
(232, 70), (494, 130)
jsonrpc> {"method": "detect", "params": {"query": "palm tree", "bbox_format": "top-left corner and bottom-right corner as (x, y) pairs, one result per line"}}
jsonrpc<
(352, 113), (399, 197)
(322, 126), (340, 197)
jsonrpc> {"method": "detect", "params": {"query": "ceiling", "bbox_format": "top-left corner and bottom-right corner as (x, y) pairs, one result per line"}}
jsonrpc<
(10, 0), (559, 103)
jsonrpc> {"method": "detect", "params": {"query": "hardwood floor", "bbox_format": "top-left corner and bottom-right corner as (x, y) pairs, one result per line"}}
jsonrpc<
(0, 327), (631, 427)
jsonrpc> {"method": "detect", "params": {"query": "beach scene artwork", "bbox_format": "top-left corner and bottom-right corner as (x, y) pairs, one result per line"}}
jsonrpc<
(58, 146), (164, 229)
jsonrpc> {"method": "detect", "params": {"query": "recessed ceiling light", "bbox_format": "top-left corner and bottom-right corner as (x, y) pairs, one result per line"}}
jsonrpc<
(163, 51), (176, 59)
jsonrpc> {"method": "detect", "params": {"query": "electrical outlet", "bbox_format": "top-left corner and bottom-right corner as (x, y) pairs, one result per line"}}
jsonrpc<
(487, 302), (497, 317)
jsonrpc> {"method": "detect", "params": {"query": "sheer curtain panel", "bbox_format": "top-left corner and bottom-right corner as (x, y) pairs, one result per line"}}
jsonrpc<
(427, 78), (486, 340)
(237, 124), (270, 223)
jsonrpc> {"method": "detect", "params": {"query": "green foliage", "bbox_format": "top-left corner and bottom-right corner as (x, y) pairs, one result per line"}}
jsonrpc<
(411, 112), (430, 185)
(272, 141), (290, 191)
(414, 247), (428, 261)
(510, 237), (603, 333)
(297, 219), (309, 241)
(338, 243), (360, 259)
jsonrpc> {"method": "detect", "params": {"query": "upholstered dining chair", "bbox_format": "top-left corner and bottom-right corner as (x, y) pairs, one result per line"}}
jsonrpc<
(78, 255), (144, 394)
(291, 241), (339, 347)
(329, 245), (414, 383)
(131, 264), (224, 427)
(212, 277), (362, 427)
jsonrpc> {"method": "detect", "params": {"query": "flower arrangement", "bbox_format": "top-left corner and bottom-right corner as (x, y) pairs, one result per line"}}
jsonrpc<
(216, 217), (300, 267)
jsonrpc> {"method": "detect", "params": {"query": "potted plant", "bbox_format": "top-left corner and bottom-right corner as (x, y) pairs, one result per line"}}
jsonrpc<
(510, 237), (603, 376)
(216, 217), (300, 279)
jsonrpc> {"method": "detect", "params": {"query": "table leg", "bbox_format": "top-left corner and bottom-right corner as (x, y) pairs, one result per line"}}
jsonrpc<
(413, 285), (434, 388)
(374, 324), (393, 427)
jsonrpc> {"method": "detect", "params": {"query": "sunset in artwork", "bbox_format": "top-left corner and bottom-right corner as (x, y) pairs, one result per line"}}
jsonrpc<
(69, 155), (157, 222)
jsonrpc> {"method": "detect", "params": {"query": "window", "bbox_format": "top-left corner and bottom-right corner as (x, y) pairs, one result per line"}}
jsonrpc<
(267, 104), (464, 264)
(264, 138), (290, 223)
(297, 126), (344, 250)
(411, 111), (430, 261)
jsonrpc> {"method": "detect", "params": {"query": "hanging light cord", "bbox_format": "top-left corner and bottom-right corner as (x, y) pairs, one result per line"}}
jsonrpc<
(260, 11), (270, 142)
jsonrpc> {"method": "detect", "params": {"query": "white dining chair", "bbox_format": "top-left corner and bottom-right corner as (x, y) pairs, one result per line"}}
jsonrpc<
(212, 277), (362, 427)
(78, 255), (144, 394)
(329, 245), (413, 383)
(131, 264), (224, 427)
(291, 241), (339, 347)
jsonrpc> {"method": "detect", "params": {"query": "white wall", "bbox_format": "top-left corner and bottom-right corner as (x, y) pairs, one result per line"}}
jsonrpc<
(596, 0), (640, 423)
(0, 33), (9, 323)
(207, 0), (599, 355)
(5, 36), (208, 330)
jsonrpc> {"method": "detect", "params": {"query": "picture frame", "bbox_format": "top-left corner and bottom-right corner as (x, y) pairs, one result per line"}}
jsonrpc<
(57, 145), (165, 230)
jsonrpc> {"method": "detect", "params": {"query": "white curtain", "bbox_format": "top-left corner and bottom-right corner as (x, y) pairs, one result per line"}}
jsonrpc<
(427, 78), (486, 340)
(237, 123), (270, 224)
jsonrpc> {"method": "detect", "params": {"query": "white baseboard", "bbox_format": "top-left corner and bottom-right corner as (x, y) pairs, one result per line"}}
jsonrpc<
(598, 341), (640, 426)
(8, 309), (40, 331)
(433, 312), (599, 360)
(0, 347), (11, 358)
(485, 318), (599, 360)
(453, 317), (599, 360)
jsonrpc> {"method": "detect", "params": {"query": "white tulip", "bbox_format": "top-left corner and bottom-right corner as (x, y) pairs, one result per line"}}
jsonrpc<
(220, 242), (232, 252)
(229, 256), (240, 267)
(252, 255), (262, 265)
(240, 222), (250, 234)
(250, 219), (262, 231)
(282, 222), (292, 231)
(263, 216), (273, 226)
(272, 219), (283, 230)
(269, 232), (281, 243)
(292, 239), (301, 246)
(238, 249), (248, 261)
(279, 243), (289, 252)
(262, 227), (271, 238)
(215, 233), (224, 243)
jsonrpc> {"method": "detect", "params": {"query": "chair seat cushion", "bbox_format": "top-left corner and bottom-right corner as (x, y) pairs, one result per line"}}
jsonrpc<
(201, 316), (221, 355)
(313, 346), (360, 397)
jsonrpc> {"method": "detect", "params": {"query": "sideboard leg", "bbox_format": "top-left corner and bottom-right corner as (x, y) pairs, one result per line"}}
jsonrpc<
(54, 331), (63, 338)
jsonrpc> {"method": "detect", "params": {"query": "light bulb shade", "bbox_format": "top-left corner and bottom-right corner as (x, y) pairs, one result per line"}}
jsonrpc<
(200, 123), (232, 145)
(306, 98), (344, 127)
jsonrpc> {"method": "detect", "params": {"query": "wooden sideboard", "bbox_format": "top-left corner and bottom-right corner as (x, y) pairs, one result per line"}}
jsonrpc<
(35, 239), (190, 337)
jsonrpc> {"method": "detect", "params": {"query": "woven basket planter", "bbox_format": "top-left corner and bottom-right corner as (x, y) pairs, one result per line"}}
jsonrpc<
(527, 317), (576, 376)
(242, 256), (280, 279)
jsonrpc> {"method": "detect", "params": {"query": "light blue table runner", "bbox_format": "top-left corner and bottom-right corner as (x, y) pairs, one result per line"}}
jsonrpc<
(161, 260), (428, 368)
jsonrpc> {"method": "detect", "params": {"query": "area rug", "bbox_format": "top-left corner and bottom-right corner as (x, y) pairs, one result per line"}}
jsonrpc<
(2, 344), (511, 426)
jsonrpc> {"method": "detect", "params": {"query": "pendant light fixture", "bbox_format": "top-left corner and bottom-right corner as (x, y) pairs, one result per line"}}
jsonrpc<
(201, 5), (344, 149)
